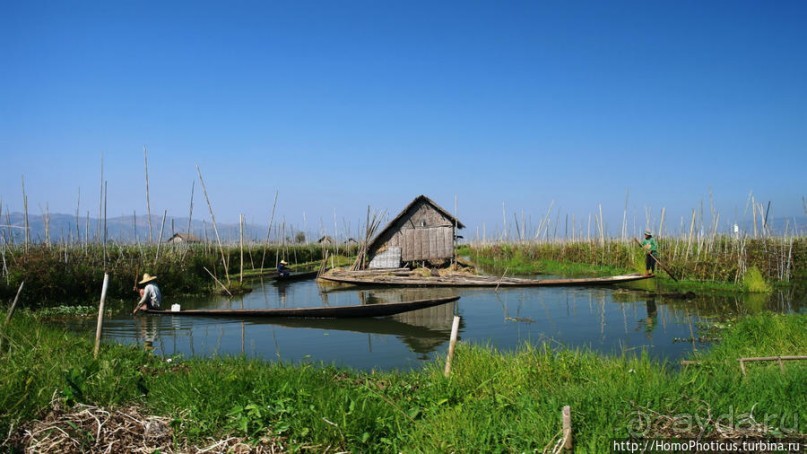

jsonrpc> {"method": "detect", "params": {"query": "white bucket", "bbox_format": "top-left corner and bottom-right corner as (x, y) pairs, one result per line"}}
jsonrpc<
(171, 304), (181, 312)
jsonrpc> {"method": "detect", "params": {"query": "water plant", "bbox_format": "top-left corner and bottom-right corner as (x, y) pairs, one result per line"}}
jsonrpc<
(742, 266), (772, 293)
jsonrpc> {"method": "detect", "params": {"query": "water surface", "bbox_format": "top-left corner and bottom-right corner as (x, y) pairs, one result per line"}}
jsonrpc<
(82, 278), (805, 371)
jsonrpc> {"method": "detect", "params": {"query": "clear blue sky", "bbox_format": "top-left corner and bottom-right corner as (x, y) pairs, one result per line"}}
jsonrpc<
(2, 1), (805, 239)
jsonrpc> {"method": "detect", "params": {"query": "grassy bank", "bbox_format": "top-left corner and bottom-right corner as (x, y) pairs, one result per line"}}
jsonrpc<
(1, 311), (804, 452)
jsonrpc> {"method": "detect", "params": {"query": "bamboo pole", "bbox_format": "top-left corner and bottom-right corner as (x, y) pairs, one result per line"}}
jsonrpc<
(739, 355), (807, 376)
(144, 147), (153, 243)
(0, 281), (24, 351)
(444, 315), (461, 377)
(75, 187), (81, 245)
(103, 181), (108, 268)
(98, 154), (103, 241)
(196, 165), (230, 284)
(203, 266), (232, 297)
(260, 190), (280, 273)
(155, 210), (167, 262)
(44, 203), (51, 247)
(93, 273), (109, 358)
(187, 180), (195, 239)
(21, 176), (29, 252)
(239, 214), (245, 284)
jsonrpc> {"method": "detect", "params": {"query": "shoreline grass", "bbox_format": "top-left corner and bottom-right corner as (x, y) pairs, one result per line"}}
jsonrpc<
(2, 311), (804, 452)
(1, 236), (803, 307)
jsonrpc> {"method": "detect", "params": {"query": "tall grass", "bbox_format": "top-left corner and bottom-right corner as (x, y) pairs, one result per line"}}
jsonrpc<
(463, 236), (807, 286)
(0, 243), (357, 308)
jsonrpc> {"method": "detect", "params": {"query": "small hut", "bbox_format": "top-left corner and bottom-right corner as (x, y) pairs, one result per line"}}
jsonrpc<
(166, 233), (201, 244)
(365, 195), (464, 269)
(318, 235), (335, 245)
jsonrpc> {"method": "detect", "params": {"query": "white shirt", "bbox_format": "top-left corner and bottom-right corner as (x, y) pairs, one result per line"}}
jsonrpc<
(138, 283), (162, 309)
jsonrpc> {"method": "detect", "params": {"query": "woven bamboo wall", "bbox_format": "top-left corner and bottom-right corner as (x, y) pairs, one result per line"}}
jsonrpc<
(371, 202), (456, 264)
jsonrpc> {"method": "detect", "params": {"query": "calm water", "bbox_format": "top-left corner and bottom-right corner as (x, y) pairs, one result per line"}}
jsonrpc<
(75, 278), (806, 371)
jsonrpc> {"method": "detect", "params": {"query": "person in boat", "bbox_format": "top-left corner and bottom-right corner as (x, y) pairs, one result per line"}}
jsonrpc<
(133, 273), (162, 314)
(640, 230), (659, 276)
(277, 260), (291, 277)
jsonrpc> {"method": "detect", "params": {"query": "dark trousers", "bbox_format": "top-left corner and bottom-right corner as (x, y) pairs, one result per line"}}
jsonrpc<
(646, 253), (657, 272)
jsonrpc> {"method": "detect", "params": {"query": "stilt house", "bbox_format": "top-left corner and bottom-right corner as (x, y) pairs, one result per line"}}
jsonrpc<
(166, 233), (201, 244)
(366, 195), (464, 269)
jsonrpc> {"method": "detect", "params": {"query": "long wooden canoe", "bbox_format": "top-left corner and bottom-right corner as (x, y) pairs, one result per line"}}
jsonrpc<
(318, 271), (653, 287)
(141, 295), (459, 318)
(271, 270), (319, 282)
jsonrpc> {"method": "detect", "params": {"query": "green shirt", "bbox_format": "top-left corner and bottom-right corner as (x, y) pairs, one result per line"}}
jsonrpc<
(641, 237), (658, 254)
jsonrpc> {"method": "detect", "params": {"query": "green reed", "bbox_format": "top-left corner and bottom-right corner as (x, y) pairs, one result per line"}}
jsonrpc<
(463, 235), (807, 287)
(0, 243), (357, 308)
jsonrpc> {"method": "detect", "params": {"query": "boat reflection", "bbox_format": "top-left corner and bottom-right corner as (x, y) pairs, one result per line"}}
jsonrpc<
(136, 286), (459, 360)
(245, 301), (459, 356)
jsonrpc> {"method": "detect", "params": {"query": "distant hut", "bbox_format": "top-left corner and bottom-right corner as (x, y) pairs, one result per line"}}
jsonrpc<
(318, 235), (335, 245)
(166, 233), (201, 244)
(365, 195), (464, 269)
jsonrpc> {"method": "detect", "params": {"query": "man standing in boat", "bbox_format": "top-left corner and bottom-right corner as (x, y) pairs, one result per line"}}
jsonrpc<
(133, 273), (162, 314)
(278, 260), (291, 277)
(641, 230), (659, 276)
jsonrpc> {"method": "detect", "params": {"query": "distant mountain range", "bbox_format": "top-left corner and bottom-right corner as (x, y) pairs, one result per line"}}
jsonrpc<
(1, 212), (804, 245)
(0, 212), (332, 245)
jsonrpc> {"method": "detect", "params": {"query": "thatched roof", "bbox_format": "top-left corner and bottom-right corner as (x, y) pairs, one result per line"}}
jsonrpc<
(367, 195), (464, 249)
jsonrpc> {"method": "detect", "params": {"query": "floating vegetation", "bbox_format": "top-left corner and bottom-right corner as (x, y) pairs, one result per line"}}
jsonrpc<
(743, 266), (772, 293)
(34, 306), (108, 318)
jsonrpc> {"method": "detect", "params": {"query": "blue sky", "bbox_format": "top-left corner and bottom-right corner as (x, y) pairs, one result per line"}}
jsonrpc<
(2, 1), (805, 240)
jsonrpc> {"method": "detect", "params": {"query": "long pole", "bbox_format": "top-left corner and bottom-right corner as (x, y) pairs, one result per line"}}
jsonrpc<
(634, 238), (679, 281)
(196, 165), (230, 284)
(144, 147), (153, 243)
(94, 273), (109, 358)
(259, 190), (279, 273)
(186, 180), (195, 238)
(0, 281), (24, 351)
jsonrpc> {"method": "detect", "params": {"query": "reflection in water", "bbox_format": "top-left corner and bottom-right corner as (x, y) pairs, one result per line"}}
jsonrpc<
(135, 315), (158, 352)
(246, 307), (457, 359)
(78, 279), (806, 371)
(644, 299), (658, 334)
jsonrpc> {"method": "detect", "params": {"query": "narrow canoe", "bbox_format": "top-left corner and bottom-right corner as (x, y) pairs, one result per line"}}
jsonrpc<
(142, 295), (459, 318)
(271, 270), (319, 282)
(318, 272), (653, 287)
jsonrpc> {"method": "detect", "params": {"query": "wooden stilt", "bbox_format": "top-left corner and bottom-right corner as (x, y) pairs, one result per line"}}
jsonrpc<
(562, 405), (573, 450)
(444, 315), (461, 377)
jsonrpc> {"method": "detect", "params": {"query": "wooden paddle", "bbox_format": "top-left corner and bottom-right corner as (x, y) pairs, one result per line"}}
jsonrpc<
(634, 238), (679, 282)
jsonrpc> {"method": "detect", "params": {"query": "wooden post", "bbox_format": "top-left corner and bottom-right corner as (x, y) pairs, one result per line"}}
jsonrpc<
(94, 273), (109, 358)
(562, 405), (573, 450)
(444, 315), (461, 377)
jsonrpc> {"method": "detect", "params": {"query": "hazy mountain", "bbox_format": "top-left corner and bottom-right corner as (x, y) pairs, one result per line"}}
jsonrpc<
(1, 212), (804, 245)
(0, 212), (321, 245)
